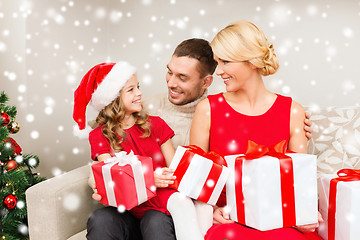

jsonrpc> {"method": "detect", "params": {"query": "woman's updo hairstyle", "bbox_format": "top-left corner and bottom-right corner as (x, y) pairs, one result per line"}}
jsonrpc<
(211, 20), (279, 76)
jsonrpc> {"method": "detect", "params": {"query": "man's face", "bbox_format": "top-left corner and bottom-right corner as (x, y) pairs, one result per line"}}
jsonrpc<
(166, 56), (205, 105)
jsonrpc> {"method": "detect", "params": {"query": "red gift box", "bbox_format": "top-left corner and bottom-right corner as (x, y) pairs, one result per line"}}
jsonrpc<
(168, 145), (229, 205)
(318, 169), (360, 240)
(92, 151), (156, 209)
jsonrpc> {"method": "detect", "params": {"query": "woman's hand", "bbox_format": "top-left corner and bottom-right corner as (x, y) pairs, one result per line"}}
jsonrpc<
(213, 206), (235, 225)
(154, 167), (176, 188)
(294, 211), (324, 232)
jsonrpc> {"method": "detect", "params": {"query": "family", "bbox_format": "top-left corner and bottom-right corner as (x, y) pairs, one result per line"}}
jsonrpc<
(73, 20), (323, 240)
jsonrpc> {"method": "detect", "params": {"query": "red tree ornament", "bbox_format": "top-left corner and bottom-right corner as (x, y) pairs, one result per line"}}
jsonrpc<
(3, 194), (18, 210)
(6, 160), (17, 171)
(3, 137), (22, 155)
(1, 112), (10, 126)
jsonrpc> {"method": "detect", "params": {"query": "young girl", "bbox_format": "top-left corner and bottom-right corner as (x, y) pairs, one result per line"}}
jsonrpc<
(73, 61), (212, 240)
(190, 21), (323, 240)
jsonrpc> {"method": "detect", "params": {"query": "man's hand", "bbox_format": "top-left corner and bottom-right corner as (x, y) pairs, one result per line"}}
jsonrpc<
(154, 167), (176, 188)
(304, 112), (313, 140)
(294, 211), (323, 232)
(213, 206), (235, 225)
(91, 184), (102, 201)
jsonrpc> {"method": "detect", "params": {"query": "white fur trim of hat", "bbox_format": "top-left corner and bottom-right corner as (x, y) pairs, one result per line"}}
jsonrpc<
(91, 61), (136, 111)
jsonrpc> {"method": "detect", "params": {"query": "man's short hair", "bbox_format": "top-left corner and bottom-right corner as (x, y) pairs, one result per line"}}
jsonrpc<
(173, 38), (217, 78)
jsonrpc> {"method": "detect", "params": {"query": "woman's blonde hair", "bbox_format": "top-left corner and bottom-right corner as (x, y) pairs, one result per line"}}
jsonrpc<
(211, 20), (279, 76)
(95, 94), (150, 152)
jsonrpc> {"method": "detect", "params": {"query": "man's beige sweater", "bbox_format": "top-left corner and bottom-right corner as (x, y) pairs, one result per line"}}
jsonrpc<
(143, 91), (208, 149)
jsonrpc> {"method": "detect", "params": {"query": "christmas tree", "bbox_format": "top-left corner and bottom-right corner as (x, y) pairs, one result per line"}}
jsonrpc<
(0, 91), (45, 240)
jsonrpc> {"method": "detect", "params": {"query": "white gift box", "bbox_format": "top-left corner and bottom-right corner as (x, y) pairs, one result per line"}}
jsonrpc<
(225, 153), (318, 231)
(318, 174), (360, 240)
(169, 146), (229, 205)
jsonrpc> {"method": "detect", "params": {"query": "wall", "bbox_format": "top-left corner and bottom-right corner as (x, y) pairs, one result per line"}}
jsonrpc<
(1, 0), (359, 178)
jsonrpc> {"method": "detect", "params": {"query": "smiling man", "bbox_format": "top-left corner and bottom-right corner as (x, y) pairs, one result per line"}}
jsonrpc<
(144, 38), (217, 149)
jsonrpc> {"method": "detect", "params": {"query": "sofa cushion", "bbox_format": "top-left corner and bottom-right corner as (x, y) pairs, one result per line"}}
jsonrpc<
(306, 106), (360, 175)
(67, 230), (86, 240)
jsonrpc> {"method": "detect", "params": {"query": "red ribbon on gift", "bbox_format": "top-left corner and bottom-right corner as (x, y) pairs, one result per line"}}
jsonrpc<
(234, 140), (296, 228)
(169, 145), (226, 203)
(328, 169), (360, 240)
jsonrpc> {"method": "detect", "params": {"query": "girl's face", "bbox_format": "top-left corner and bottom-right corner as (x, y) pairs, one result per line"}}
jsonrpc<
(120, 74), (142, 115)
(214, 55), (255, 92)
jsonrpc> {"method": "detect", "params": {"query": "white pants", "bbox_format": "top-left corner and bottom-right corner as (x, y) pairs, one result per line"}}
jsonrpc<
(167, 192), (213, 240)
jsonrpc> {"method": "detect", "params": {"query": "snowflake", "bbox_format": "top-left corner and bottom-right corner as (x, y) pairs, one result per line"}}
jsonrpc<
(18, 84), (26, 93)
(206, 179), (215, 187)
(282, 85), (291, 94)
(44, 107), (54, 115)
(343, 27), (354, 38)
(307, 5), (318, 16)
(109, 10), (123, 23)
(152, 42), (163, 52)
(63, 193), (81, 211)
(142, 0), (152, 5)
(142, 74), (152, 85)
(29, 158), (37, 166)
(15, 155), (24, 163)
(52, 167), (62, 176)
(72, 148), (79, 154)
(18, 224), (28, 235)
(95, 7), (106, 19)
(30, 130), (39, 139)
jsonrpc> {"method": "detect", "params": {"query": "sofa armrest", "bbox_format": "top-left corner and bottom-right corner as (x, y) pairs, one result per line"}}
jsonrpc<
(26, 165), (102, 240)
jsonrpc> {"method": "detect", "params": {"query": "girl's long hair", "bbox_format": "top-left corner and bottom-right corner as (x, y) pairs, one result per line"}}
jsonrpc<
(95, 94), (151, 152)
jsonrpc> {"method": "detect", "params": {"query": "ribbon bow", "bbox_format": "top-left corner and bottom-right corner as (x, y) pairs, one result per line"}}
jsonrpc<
(186, 145), (227, 166)
(243, 140), (289, 159)
(105, 150), (139, 166)
(234, 140), (296, 228)
(328, 168), (360, 240)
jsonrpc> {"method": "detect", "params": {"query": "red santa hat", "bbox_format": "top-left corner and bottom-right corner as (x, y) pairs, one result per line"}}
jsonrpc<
(73, 61), (136, 138)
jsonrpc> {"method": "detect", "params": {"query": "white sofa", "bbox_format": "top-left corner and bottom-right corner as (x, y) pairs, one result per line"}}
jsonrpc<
(25, 106), (360, 240)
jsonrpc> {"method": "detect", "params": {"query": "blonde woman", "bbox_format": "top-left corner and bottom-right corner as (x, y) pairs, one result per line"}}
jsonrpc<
(190, 21), (323, 240)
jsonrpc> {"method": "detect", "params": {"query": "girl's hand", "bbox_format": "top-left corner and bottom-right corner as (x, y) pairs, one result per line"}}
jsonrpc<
(213, 206), (234, 225)
(294, 211), (324, 232)
(154, 167), (176, 188)
(91, 184), (102, 201)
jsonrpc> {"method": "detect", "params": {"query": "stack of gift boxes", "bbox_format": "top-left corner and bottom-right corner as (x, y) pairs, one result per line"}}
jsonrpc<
(91, 143), (360, 239)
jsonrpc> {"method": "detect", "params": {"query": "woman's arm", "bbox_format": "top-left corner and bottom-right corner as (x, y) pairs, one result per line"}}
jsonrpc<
(189, 99), (211, 151)
(288, 101), (307, 153)
(289, 101), (324, 231)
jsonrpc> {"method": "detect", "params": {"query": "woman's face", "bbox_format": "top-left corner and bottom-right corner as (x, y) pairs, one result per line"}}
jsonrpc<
(214, 55), (255, 92)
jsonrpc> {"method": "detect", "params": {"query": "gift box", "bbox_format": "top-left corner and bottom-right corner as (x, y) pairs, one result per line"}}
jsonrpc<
(225, 140), (318, 231)
(318, 169), (360, 240)
(91, 151), (156, 209)
(168, 145), (229, 205)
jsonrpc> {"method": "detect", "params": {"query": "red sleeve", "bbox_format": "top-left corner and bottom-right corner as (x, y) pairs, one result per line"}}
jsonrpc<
(88, 127), (112, 161)
(149, 116), (175, 146)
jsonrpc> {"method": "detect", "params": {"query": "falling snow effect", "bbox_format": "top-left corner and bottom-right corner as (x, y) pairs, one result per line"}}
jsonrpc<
(1, 3), (359, 237)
